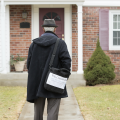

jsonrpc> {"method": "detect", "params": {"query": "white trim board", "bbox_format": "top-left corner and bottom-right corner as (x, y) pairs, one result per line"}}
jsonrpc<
(0, 5), (10, 73)
(83, 1), (120, 6)
(5, 2), (84, 5)
(5, 5), (10, 73)
(32, 4), (72, 71)
(4, 0), (84, 1)
(109, 10), (120, 50)
(3, 0), (120, 6)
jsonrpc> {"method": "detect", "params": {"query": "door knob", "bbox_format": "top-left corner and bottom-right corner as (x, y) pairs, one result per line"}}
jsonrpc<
(62, 34), (64, 40)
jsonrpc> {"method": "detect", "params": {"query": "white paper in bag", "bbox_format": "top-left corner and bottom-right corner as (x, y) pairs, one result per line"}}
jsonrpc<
(46, 73), (67, 89)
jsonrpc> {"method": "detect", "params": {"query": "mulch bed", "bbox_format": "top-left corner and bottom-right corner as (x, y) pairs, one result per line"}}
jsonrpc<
(86, 79), (120, 87)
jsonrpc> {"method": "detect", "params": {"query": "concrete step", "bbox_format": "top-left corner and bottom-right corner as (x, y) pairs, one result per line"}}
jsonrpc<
(0, 72), (85, 80)
(0, 72), (28, 80)
(0, 72), (86, 87)
(68, 73), (86, 87)
(0, 79), (27, 87)
(69, 73), (85, 80)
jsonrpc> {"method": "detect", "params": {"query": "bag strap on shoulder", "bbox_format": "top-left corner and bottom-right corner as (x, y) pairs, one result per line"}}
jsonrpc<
(49, 38), (60, 68)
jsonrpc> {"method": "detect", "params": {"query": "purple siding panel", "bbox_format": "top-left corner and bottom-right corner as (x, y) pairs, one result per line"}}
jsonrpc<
(99, 9), (109, 50)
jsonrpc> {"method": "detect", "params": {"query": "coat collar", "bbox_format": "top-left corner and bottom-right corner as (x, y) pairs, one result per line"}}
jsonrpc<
(33, 31), (58, 47)
(44, 31), (59, 38)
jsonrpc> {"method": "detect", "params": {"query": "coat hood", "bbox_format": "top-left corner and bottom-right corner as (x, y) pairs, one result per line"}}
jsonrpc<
(32, 32), (58, 47)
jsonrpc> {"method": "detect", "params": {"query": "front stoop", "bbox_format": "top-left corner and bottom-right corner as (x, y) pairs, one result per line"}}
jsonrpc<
(0, 72), (28, 86)
(68, 73), (86, 88)
(0, 72), (86, 87)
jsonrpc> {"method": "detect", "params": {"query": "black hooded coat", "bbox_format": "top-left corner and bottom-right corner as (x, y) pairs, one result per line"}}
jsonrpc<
(26, 31), (71, 103)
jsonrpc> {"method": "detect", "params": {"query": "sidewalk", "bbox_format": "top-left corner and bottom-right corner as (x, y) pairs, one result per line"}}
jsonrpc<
(18, 81), (85, 120)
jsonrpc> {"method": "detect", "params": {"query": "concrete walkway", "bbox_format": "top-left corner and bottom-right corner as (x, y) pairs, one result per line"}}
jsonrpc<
(18, 81), (84, 120)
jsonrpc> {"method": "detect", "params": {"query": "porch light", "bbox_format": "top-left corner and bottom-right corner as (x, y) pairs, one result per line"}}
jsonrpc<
(22, 9), (27, 19)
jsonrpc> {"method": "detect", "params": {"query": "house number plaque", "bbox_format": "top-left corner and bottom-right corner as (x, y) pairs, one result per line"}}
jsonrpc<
(20, 22), (30, 28)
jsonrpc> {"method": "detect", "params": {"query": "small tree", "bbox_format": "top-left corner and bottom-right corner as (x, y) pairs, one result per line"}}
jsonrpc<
(84, 38), (115, 86)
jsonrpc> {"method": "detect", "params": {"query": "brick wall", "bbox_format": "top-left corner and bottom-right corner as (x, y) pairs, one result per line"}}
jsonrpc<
(72, 6), (120, 78)
(72, 5), (78, 71)
(10, 5), (31, 72)
(82, 6), (99, 71)
(83, 6), (120, 78)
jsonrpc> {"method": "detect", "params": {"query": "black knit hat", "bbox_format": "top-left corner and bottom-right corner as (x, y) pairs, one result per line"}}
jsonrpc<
(42, 19), (58, 28)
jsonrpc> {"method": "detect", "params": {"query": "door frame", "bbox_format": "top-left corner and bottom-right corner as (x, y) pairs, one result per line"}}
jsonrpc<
(32, 4), (72, 71)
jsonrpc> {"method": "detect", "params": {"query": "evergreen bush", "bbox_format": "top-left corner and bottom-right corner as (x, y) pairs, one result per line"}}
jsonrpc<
(84, 38), (116, 86)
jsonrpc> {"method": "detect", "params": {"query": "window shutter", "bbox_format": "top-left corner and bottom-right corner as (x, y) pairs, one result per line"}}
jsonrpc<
(99, 9), (109, 50)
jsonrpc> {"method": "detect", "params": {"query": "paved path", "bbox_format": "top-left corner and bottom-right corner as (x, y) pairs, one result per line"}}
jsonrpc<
(18, 82), (84, 120)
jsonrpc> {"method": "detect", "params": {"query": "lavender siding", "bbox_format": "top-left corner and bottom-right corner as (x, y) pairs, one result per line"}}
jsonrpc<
(99, 9), (109, 50)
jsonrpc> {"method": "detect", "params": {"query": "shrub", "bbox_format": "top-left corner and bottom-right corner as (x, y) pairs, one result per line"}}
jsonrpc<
(84, 38), (116, 86)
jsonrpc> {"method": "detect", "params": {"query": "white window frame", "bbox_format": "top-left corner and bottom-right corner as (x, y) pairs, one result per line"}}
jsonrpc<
(109, 10), (120, 50)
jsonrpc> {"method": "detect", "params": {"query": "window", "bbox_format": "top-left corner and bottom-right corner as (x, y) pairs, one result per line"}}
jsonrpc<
(109, 10), (120, 50)
(43, 12), (61, 21)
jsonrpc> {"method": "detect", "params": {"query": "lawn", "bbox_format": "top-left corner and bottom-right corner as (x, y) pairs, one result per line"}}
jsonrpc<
(0, 86), (27, 120)
(73, 85), (120, 120)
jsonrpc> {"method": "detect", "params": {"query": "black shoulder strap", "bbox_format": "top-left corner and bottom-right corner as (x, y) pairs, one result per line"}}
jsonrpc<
(49, 38), (60, 68)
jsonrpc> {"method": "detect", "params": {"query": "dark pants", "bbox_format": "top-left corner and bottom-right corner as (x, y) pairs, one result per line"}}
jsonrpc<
(34, 97), (61, 120)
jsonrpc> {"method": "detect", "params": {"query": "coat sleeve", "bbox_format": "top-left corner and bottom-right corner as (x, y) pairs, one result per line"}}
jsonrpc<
(59, 40), (72, 71)
(27, 42), (34, 71)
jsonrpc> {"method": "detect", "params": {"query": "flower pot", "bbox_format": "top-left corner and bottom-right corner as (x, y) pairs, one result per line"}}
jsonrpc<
(14, 61), (26, 72)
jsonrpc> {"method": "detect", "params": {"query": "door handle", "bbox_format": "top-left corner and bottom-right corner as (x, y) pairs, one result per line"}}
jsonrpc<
(62, 34), (64, 40)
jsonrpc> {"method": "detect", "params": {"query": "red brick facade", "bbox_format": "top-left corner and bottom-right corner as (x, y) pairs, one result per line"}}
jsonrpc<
(10, 5), (31, 71)
(82, 6), (120, 78)
(72, 5), (120, 78)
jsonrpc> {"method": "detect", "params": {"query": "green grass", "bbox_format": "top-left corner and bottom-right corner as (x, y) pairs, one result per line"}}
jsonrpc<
(0, 86), (27, 120)
(73, 85), (120, 120)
